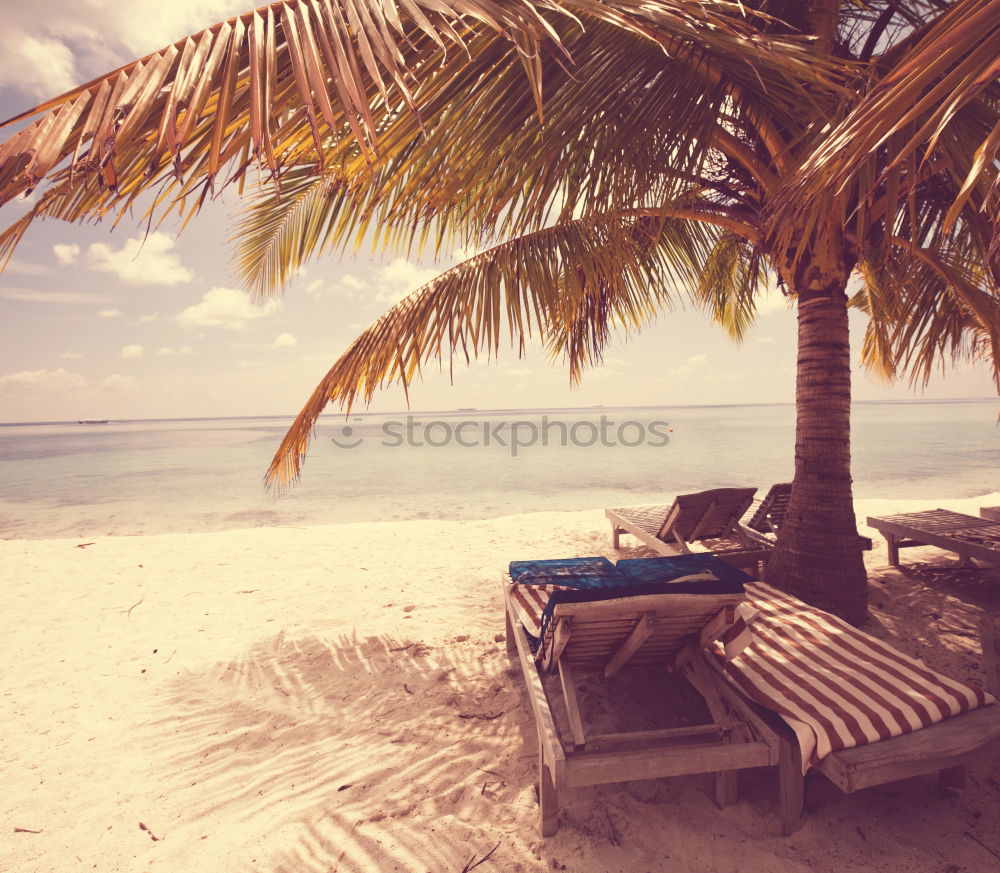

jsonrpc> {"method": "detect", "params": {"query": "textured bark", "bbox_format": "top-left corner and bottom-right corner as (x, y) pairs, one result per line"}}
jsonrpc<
(764, 277), (868, 624)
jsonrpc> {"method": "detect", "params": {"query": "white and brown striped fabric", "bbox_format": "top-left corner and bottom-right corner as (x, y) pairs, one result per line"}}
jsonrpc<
(507, 582), (574, 639)
(715, 582), (995, 769)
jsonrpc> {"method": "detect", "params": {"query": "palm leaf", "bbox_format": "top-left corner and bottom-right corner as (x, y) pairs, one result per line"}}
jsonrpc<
(777, 0), (1000, 259)
(858, 239), (1000, 389)
(0, 1), (851, 270)
(262, 206), (744, 486)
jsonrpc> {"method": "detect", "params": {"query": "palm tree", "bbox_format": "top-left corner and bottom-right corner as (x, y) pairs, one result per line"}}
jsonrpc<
(0, 1), (998, 623)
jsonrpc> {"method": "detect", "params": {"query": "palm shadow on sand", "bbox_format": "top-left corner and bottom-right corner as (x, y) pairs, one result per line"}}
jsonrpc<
(144, 631), (539, 872)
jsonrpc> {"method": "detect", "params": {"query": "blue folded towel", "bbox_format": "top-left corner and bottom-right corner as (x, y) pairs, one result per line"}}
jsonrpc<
(616, 554), (750, 592)
(508, 557), (626, 589)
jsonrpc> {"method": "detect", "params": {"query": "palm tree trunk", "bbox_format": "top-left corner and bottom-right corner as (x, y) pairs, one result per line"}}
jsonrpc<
(764, 282), (868, 624)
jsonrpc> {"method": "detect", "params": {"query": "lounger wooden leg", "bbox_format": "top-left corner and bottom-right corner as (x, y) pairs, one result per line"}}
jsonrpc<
(504, 606), (517, 661)
(779, 739), (806, 835)
(611, 523), (621, 550)
(886, 534), (900, 567)
(713, 769), (738, 808)
(712, 721), (745, 807)
(939, 765), (966, 789)
(538, 748), (559, 837)
(979, 617), (1000, 696)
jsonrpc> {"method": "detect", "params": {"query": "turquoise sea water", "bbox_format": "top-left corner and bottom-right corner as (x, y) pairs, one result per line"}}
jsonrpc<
(0, 401), (997, 539)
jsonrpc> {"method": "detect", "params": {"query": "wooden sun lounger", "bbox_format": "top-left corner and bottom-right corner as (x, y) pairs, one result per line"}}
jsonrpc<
(740, 482), (873, 551)
(606, 487), (772, 576)
(722, 610), (1000, 834)
(502, 578), (780, 836)
(867, 508), (1000, 567)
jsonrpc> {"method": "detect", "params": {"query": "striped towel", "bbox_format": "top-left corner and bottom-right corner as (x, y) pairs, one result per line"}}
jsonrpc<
(508, 582), (575, 641)
(715, 582), (994, 769)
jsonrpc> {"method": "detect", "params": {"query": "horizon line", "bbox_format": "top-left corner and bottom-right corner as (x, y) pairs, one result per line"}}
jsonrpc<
(1, 396), (997, 428)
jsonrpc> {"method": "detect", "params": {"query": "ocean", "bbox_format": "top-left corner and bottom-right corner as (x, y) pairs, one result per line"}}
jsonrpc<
(0, 401), (997, 539)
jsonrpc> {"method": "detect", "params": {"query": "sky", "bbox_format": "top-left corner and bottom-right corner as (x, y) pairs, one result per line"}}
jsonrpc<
(0, 1), (996, 424)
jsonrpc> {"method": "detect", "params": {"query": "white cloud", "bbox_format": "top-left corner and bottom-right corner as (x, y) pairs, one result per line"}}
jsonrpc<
(155, 346), (196, 357)
(323, 273), (369, 299)
(98, 308), (122, 318)
(177, 286), (281, 331)
(0, 288), (111, 304)
(59, 351), (82, 360)
(138, 313), (159, 323)
(339, 274), (368, 293)
(498, 361), (533, 377)
(0, 367), (86, 392)
(86, 232), (194, 285)
(326, 260), (441, 306)
(453, 245), (483, 262)
(587, 367), (625, 380)
(755, 336), (775, 344)
(663, 354), (708, 381)
(270, 332), (298, 349)
(101, 374), (138, 392)
(4, 259), (49, 276)
(373, 259), (440, 305)
(706, 371), (748, 384)
(52, 243), (80, 265)
(0, 30), (77, 98)
(120, 344), (144, 359)
(0, 3), (248, 100)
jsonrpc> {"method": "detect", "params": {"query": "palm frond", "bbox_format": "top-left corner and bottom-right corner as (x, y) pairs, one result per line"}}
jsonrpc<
(776, 0), (1000, 258)
(0, 1), (852, 270)
(263, 207), (734, 486)
(230, 8), (826, 301)
(690, 232), (769, 340)
(857, 238), (1000, 389)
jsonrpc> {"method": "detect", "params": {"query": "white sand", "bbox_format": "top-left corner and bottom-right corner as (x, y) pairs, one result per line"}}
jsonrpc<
(2, 494), (1000, 872)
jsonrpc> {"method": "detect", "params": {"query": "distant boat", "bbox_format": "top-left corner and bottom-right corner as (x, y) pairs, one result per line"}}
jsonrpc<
(78, 419), (109, 424)
(457, 407), (477, 412)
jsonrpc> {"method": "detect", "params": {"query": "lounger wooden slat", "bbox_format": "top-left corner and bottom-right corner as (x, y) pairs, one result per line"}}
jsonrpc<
(564, 739), (773, 789)
(867, 509), (1000, 567)
(745, 483), (792, 536)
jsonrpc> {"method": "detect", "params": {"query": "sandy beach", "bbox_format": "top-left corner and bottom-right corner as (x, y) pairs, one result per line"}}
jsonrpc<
(3, 494), (1000, 873)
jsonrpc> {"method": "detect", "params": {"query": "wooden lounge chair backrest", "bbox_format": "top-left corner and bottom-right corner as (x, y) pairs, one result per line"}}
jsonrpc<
(745, 483), (793, 535)
(657, 487), (758, 544)
(541, 591), (745, 677)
